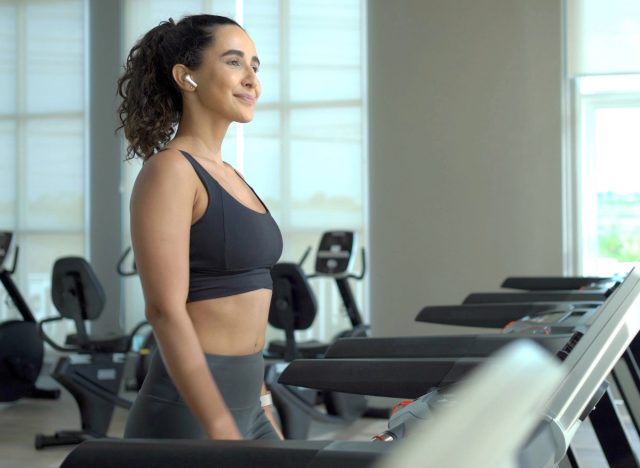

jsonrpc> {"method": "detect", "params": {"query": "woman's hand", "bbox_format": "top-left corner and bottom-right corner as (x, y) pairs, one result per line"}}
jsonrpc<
(208, 413), (243, 440)
(263, 406), (285, 440)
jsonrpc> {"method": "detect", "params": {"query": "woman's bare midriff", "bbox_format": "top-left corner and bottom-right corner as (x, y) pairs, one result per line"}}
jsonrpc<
(186, 288), (272, 356)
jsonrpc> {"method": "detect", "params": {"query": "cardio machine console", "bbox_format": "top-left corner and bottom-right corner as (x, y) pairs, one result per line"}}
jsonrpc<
(503, 307), (598, 335)
(314, 231), (356, 277)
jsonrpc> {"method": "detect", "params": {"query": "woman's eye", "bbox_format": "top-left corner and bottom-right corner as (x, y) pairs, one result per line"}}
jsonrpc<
(252, 66), (259, 73)
(228, 60), (240, 66)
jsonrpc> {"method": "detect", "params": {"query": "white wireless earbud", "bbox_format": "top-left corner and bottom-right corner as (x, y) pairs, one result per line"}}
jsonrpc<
(185, 75), (198, 88)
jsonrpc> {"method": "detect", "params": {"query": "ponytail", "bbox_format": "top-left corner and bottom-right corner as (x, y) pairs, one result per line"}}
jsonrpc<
(116, 15), (242, 160)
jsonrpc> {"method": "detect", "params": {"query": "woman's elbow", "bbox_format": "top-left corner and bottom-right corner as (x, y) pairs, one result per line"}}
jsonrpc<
(144, 302), (183, 325)
(144, 306), (162, 324)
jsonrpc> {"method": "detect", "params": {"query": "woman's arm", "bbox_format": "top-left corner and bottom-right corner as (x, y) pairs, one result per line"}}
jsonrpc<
(131, 150), (241, 440)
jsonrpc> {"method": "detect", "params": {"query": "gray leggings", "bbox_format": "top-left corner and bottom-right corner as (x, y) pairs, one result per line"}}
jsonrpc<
(124, 350), (280, 440)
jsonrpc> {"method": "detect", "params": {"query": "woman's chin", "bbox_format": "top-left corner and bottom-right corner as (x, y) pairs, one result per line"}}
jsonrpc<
(235, 114), (254, 124)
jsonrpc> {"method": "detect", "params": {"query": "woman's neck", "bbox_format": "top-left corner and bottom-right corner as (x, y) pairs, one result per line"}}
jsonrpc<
(172, 112), (231, 164)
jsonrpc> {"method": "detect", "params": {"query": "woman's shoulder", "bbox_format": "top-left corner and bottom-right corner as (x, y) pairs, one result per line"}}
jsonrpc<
(134, 148), (197, 191)
(145, 147), (190, 167)
(139, 148), (194, 177)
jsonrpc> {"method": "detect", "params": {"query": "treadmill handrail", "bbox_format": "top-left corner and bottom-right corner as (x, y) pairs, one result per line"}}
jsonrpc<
(415, 302), (582, 328)
(540, 269), (640, 463)
(501, 276), (614, 291)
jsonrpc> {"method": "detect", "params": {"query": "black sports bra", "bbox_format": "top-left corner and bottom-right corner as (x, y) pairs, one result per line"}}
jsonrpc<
(179, 150), (283, 302)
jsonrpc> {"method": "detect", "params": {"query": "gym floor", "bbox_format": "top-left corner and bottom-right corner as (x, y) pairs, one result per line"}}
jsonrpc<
(0, 374), (630, 468)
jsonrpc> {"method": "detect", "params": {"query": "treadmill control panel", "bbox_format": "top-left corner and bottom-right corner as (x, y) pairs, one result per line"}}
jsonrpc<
(502, 308), (598, 335)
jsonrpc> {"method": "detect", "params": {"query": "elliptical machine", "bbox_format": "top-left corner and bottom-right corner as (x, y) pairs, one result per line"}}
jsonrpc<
(264, 230), (383, 439)
(0, 231), (60, 402)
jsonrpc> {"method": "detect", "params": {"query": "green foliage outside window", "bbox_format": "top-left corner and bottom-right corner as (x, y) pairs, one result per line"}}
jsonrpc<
(598, 193), (640, 262)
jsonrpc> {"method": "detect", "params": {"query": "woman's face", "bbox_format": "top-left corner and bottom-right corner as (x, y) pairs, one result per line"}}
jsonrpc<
(190, 25), (261, 124)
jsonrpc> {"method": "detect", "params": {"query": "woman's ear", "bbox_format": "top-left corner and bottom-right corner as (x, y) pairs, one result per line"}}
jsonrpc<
(172, 64), (197, 91)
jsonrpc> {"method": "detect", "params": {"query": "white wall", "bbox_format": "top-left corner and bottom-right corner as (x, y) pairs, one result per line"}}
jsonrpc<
(368, 0), (564, 336)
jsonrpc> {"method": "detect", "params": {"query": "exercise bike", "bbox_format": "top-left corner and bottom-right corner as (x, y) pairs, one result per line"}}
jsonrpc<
(34, 256), (147, 449)
(264, 230), (386, 439)
(0, 231), (60, 402)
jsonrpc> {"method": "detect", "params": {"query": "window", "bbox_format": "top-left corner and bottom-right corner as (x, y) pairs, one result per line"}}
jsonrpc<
(574, 76), (640, 275)
(0, 0), (86, 346)
(567, 0), (640, 276)
(121, 1), (367, 342)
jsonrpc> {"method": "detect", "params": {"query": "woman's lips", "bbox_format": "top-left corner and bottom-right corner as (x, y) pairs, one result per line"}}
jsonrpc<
(234, 94), (256, 104)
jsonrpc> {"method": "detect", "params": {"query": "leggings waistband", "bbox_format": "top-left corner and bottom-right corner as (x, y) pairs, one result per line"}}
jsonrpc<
(203, 350), (264, 365)
(141, 350), (265, 410)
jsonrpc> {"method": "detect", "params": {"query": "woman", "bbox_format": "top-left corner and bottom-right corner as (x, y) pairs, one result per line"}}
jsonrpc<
(117, 14), (283, 440)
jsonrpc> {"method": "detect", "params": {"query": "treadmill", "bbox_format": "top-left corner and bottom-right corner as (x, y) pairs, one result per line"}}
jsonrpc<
(375, 340), (565, 468)
(59, 340), (561, 468)
(413, 275), (640, 466)
(277, 273), (640, 466)
(276, 298), (604, 399)
(60, 270), (640, 468)
(461, 274), (619, 305)
(500, 275), (620, 291)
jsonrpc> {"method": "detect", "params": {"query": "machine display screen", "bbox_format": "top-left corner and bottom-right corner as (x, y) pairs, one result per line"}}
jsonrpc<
(528, 311), (569, 324)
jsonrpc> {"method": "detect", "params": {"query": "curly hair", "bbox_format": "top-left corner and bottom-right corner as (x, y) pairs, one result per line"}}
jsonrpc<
(116, 15), (243, 160)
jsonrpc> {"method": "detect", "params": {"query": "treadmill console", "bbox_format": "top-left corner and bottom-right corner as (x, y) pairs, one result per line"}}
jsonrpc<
(502, 307), (598, 335)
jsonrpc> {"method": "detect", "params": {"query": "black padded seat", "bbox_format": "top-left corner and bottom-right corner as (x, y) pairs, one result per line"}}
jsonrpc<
(41, 257), (140, 355)
(266, 262), (325, 361)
